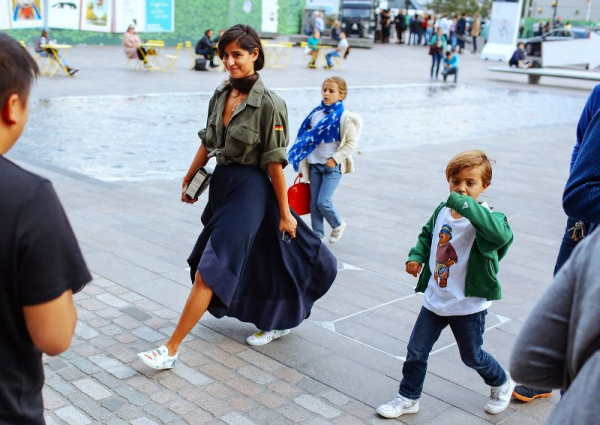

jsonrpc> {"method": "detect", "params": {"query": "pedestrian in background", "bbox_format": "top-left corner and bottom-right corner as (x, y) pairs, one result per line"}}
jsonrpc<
(429, 28), (446, 80)
(0, 34), (91, 423)
(290, 77), (362, 244)
(442, 49), (459, 83)
(456, 13), (467, 53)
(122, 24), (150, 67)
(471, 13), (481, 53)
(395, 10), (407, 44)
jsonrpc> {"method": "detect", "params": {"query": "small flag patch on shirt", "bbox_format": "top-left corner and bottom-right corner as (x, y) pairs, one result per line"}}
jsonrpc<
(274, 125), (284, 131)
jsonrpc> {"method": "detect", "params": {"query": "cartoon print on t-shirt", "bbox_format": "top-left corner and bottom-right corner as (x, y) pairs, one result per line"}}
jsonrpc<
(434, 224), (458, 288)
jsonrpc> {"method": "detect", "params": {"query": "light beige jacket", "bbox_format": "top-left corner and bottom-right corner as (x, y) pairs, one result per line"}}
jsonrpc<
(298, 111), (362, 180)
(472, 18), (481, 37)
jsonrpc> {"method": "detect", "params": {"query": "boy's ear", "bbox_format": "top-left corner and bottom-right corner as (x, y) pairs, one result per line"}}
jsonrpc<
(1, 94), (21, 126)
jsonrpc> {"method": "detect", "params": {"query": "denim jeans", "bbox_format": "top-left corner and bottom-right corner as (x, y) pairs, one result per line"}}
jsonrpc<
(443, 67), (458, 82)
(554, 216), (589, 275)
(326, 51), (340, 67)
(309, 163), (342, 238)
(430, 53), (442, 77)
(41, 49), (68, 67)
(399, 307), (506, 400)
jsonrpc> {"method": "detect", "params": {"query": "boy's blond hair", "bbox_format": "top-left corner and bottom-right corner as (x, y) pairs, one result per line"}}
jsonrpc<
(445, 150), (493, 186)
(323, 76), (347, 100)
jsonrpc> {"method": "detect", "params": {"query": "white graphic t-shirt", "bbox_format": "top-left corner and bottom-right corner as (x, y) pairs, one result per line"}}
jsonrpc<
(423, 206), (492, 316)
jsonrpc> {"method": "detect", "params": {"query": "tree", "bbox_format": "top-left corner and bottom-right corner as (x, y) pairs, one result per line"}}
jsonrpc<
(426, 0), (481, 16)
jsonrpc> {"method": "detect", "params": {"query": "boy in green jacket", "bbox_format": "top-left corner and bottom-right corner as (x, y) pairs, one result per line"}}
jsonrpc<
(377, 150), (514, 419)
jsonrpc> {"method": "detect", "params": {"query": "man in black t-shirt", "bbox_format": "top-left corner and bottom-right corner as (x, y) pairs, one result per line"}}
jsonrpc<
(0, 34), (92, 424)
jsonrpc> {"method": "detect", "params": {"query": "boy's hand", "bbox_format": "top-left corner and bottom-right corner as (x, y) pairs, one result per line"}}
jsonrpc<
(406, 261), (422, 277)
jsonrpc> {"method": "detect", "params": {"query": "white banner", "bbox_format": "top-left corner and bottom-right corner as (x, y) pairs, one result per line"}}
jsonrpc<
(481, 0), (523, 62)
(114, 0), (146, 33)
(10, 0), (44, 29)
(80, 0), (112, 32)
(47, 0), (81, 30)
(0, 0), (11, 29)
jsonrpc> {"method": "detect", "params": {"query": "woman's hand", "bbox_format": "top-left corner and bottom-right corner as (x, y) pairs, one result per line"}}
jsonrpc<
(326, 158), (337, 168)
(279, 212), (298, 238)
(405, 261), (422, 277)
(181, 179), (198, 204)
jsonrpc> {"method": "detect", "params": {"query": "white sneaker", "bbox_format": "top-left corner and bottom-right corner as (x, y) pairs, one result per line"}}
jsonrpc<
(485, 371), (516, 414)
(246, 329), (290, 346)
(137, 345), (178, 370)
(329, 221), (347, 244)
(376, 394), (420, 418)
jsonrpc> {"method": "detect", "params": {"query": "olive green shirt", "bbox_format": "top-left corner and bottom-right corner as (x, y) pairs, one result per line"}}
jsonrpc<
(198, 76), (289, 170)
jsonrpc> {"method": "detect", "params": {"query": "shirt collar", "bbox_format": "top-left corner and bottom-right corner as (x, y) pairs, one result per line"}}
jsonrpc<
(215, 74), (264, 108)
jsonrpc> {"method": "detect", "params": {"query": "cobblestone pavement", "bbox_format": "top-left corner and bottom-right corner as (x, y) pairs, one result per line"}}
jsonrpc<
(7, 42), (590, 424)
(43, 276), (374, 425)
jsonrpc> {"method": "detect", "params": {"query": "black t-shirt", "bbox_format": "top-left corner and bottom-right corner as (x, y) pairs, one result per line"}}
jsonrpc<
(0, 155), (91, 424)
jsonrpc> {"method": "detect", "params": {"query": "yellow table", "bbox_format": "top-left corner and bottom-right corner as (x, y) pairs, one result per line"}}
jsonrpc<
(142, 41), (165, 70)
(40, 44), (72, 77)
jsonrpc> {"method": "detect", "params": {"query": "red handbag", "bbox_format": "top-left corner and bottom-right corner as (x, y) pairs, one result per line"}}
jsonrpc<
(287, 174), (311, 215)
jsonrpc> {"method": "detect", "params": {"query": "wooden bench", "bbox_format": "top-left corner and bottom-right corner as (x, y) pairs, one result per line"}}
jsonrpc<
(488, 66), (600, 84)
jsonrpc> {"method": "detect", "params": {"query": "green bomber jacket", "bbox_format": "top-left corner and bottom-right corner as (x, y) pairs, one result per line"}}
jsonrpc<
(407, 192), (513, 301)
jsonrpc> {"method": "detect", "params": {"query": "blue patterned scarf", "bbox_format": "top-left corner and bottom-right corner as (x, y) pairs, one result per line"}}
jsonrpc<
(288, 101), (344, 172)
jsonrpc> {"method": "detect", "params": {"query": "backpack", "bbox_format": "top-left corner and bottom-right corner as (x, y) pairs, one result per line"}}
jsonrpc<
(193, 58), (209, 71)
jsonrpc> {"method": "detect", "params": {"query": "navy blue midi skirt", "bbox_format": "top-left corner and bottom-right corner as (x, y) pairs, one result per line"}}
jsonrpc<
(187, 163), (337, 331)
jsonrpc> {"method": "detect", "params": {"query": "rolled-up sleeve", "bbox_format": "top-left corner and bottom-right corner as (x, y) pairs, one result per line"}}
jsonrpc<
(260, 104), (289, 170)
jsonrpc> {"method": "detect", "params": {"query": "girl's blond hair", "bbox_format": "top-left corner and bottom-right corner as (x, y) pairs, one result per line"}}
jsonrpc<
(323, 76), (347, 100)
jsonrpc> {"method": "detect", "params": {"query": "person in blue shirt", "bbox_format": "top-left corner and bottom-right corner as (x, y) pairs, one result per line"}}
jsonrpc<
(442, 50), (459, 83)
(512, 84), (600, 402)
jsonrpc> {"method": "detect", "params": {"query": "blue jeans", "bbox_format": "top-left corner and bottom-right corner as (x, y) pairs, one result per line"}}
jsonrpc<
(399, 307), (506, 400)
(430, 52), (442, 77)
(424, 28), (433, 45)
(309, 163), (342, 238)
(326, 51), (340, 67)
(41, 49), (68, 67)
(554, 216), (590, 275)
(443, 67), (458, 82)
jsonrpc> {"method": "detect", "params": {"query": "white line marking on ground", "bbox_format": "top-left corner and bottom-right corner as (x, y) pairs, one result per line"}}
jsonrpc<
(332, 293), (418, 323)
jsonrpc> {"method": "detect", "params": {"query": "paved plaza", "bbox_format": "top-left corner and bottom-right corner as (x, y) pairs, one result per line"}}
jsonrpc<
(10, 41), (598, 424)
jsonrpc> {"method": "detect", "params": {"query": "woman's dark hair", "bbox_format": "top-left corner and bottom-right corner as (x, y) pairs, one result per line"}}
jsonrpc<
(205, 29), (213, 35)
(0, 34), (39, 109)
(218, 24), (264, 93)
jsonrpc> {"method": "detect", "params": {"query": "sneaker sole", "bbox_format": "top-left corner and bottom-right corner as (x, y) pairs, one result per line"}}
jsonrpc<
(376, 405), (419, 418)
(137, 352), (176, 370)
(512, 391), (552, 402)
(247, 330), (290, 346)
(485, 379), (517, 414)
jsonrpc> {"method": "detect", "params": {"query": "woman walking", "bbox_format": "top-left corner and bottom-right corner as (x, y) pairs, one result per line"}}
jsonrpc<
(290, 77), (362, 244)
(429, 28), (446, 79)
(137, 25), (337, 369)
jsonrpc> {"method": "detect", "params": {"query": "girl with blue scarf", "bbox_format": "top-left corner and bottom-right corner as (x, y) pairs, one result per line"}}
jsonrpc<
(289, 77), (362, 243)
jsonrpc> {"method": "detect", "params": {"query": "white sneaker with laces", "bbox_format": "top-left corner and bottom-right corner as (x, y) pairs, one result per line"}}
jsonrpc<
(376, 394), (420, 418)
(485, 371), (516, 414)
(329, 221), (347, 244)
(246, 329), (290, 346)
(137, 345), (178, 370)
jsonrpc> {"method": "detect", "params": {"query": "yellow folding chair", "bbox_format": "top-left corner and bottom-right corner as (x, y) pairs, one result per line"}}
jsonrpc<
(185, 40), (200, 69)
(35, 53), (53, 76)
(164, 43), (182, 72)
